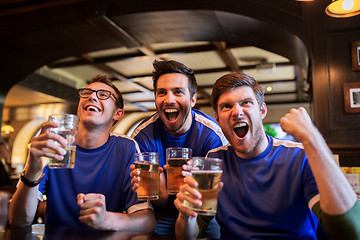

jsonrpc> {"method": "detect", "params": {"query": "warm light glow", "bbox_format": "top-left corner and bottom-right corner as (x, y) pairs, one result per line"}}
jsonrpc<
(326, 0), (360, 18)
(342, 0), (354, 10)
(266, 87), (273, 92)
(1, 125), (15, 135)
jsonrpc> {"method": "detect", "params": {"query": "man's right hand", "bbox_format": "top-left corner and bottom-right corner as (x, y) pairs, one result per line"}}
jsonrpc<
(26, 121), (67, 180)
(174, 176), (201, 218)
(130, 164), (169, 205)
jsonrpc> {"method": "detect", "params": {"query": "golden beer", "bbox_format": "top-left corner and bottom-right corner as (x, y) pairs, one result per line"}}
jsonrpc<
(166, 158), (189, 194)
(134, 161), (160, 200)
(190, 170), (223, 216)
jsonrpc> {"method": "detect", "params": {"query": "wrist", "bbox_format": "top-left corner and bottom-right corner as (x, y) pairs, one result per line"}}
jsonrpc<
(21, 169), (44, 187)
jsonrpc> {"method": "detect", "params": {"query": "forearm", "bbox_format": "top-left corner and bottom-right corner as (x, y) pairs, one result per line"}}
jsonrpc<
(302, 127), (357, 214)
(102, 209), (155, 233)
(175, 213), (199, 239)
(9, 183), (40, 227)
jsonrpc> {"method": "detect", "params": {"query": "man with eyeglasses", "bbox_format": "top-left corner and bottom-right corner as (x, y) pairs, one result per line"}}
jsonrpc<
(9, 75), (155, 233)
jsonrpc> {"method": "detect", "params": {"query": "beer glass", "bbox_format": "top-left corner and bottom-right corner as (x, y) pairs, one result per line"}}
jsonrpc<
(48, 113), (79, 169)
(134, 152), (160, 200)
(190, 157), (223, 216)
(166, 147), (192, 194)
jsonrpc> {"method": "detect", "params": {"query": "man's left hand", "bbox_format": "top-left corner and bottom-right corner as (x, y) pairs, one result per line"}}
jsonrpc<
(77, 193), (109, 230)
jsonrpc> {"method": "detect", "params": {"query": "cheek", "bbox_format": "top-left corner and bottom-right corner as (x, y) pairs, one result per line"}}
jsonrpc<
(155, 98), (163, 106)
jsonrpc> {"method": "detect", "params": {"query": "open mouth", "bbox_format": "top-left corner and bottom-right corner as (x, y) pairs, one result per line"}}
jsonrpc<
(234, 122), (249, 138)
(164, 109), (179, 122)
(85, 105), (101, 112)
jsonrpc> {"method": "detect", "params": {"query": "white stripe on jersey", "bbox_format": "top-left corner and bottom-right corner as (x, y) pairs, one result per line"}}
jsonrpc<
(206, 144), (231, 157)
(273, 138), (304, 149)
(308, 194), (320, 210)
(130, 114), (160, 138)
(194, 113), (228, 146)
(111, 132), (141, 153)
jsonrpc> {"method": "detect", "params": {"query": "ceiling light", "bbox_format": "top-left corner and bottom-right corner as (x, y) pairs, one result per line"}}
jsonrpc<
(1, 124), (14, 135)
(325, 0), (360, 18)
(266, 87), (273, 92)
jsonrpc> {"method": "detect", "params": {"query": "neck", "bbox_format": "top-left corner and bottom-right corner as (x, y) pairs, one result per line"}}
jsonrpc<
(167, 110), (193, 137)
(235, 132), (269, 159)
(76, 122), (112, 149)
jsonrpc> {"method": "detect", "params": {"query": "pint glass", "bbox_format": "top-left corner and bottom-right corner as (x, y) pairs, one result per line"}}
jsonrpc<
(48, 113), (79, 169)
(190, 157), (223, 216)
(166, 147), (192, 194)
(134, 152), (160, 200)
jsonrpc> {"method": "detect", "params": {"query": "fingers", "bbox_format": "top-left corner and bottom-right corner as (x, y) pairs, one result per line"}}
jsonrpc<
(77, 193), (86, 206)
(130, 168), (140, 178)
(184, 176), (198, 188)
(218, 182), (224, 192)
(39, 121), (60, 134)
(78, 194), (105, 212)
(77, 193), (106, 229)
(174, 198), (197, 218)
(163, 164), (168, 171)
(83, 193), (105, 202)
(181, 161), (192, 177)
(130, 168), (140, 191)
(131, 178), (139, 192)
(129, 164), (135, 171)
(175, 182), (200, 218)
(30, 131), (68, 159)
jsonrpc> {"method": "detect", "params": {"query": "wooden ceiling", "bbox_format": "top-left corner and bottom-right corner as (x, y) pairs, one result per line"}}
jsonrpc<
(0, 0), (314, 112)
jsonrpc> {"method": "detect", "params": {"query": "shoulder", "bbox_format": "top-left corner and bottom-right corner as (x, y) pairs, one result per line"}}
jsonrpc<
(130, 113), (160, 138)
(109, 133), (141, 153)
(206, 144), (231, 157)
(272, 137), (304, 150)
(193, 109), (228, 145)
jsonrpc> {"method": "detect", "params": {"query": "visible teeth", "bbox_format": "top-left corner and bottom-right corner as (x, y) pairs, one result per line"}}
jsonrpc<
(86, 106), (99, 112)
(165, 109), (178, 113)
(234, 122), (247, 128)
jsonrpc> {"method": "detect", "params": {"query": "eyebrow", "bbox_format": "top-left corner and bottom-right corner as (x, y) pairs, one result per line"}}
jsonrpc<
(218, 97), (254, 106)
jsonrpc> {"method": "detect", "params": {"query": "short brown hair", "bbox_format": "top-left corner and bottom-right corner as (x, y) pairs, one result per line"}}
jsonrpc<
(88, 75), (124, 109)
(152, 60), (197, 98)
(211, 72), (265, 113)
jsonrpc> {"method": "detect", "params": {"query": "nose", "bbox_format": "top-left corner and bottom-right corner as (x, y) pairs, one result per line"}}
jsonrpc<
(164, 92), (176, 104)
(87, 91), (98, 101)
(232, 104), (244, 118)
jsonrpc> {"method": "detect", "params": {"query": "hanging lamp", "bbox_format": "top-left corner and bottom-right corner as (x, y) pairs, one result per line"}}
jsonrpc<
(325, 0), (360, 18)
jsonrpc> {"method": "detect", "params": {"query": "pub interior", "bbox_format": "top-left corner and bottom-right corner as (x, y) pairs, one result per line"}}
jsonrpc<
(0, 0), (359, 239)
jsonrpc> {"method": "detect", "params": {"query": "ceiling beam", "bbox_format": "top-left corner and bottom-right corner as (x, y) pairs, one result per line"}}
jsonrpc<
(81, 54), (128, 81)
(86, 15), (141, 48)
(213, 41), (239, 72)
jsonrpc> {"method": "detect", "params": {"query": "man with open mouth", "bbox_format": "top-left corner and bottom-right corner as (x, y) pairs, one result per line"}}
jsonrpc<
(174, 72), (360, 239)
(130, 60), (228, 237)
(10, 75), (155, 233)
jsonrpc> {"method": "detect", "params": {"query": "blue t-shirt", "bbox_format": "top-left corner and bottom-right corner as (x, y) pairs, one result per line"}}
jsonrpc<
(207, 135), (319, 239)
(131, 109), (227, 235)
(38, 135), (144, 228)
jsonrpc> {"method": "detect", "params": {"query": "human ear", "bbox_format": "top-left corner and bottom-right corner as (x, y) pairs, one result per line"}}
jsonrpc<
(261, 103), (267, 119)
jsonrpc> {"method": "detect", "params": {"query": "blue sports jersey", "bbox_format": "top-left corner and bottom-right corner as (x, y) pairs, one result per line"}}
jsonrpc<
(131, 109), (227, 236)
(38, 135), (146, 228)
(207, 135), (319, 239)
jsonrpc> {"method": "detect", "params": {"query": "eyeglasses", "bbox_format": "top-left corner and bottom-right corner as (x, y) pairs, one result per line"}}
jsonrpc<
(78, 88), (118, 103)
